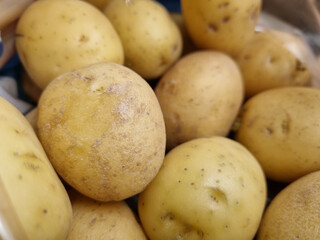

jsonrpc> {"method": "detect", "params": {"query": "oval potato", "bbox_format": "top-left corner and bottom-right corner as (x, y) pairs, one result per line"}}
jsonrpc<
(103, 0), (182, 80)
(236, 31), (311, 98)
(181, 0), (262, 57)
(235, 87), (320, 182)
(258, 170), (320, 240)
(37, 62), (166, 202)
(16, 0), (124, 89)
(155, 50), (243, 149)
(0, 97), (72, 240)
(138, 136), (267, 240)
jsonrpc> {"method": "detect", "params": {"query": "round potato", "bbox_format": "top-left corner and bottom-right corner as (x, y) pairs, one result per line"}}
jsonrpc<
(258, 170), (320, 240)
(236, 31), (311, 98)
(138, 136), (267, 240)
(37, 62), (166, 202)
(16, 0), (124, 89)
(155, 50), (243, 149)
(181, 0), (262, 57)
(235, 87), (320, 182)
(103, 0), (182, 80)
(67, 190), (147, 240)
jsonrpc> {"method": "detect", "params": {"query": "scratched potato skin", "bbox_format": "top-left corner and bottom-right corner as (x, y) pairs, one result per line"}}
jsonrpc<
(37, 62), (166, 202)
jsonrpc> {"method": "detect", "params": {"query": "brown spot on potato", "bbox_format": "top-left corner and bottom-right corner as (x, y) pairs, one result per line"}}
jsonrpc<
(89, 217), (97, 226)
(222, 16), (231, 23)
(208, 23), (218, 33)
(265, 127), (273, 135)
(43, 209), (48, 214)
(218, 2), (230, 8)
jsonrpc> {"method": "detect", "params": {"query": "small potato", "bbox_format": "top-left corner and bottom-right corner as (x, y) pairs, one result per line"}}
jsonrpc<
(181, 0), (262, 57)
(37, 62), (166, 202)
(138, 136), (267, 240)
(67, 190), (147, 240)
(155, 50), (243, 149)
(16, 0), (124, 89)
(0, 97), (72, 240)
(103, 0), (182, 80)
(258, 170), (320, 240)
(237, 31), (311, 98)
(235, 87), (320, 182)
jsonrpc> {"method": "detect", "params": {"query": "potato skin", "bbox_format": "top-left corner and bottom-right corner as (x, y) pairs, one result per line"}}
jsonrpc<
(155, 50), (243, 149)
(0, 97), (72, 240)
(37, 62), (166, 202)
(181, 0), (262, 57)
(103, 0), (182, 80)
(258, 170), (320, 240)
(235, 87), (320, 182)
(67, 190), (147, 240)
(16, 0), (124, 89)
(138, 136), (266, 240)
(236, 31), (311, 98)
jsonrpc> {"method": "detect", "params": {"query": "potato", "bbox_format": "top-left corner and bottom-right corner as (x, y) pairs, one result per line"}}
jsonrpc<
(103, 0), (182, 80)
(181, 0), (262, 57)
(155, 50), (243, 149)
(235, 87), (320, 182)
(138, 136), (267, 240)
(0, 97), (72, 240)
(236, 31), (311, 98)
(66, 190), (147, 240)
(258, 170), (320, 240)
(37, 62), (166, 202)
(16, 0), (124, 89)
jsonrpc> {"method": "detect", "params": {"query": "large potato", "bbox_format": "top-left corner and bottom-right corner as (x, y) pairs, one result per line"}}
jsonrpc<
(0, 97), (72, 240)
(67, 190), (147, 240)
(103, 0), (182, 80)
(16, 0), (124, 89)
(258, 170), (320, 240)
(181, 0), (262, 57)
(138, 136), (267, 240)
(236, 31), (311, 98)
(37, 62), (166, 202)
(155, 50), (243, 149)
(235, 87), (320, 182)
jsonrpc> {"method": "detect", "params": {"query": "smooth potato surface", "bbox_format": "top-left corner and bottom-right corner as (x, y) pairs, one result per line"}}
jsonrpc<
(37, 62), (166, 202)
(16, 0), (124, 89)
(139, 137), (266, 240)
(155, 50), (243, 149)
(0, 97), (72, 240)
(235, 87), (320, 182)
(104, 0), (182, 80)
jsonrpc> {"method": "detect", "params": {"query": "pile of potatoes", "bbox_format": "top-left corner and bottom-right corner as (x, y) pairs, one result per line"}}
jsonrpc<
(1, 0), (320, 239)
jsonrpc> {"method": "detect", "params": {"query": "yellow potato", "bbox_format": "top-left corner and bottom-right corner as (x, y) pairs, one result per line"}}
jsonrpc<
(16, 0), (124, 89)
(0, 97), (72, 240)
(67, 190), (147, 240)
(236, 31), (311, 98)
(155, 50), (243, 149)
(138, 136), (267, 240)
(235, 87), (320, 182)
(37, 62), (166, 202)
(103, 0), (182, 80)
(258, 170), (320, 240)
(181, 0), (262, 57)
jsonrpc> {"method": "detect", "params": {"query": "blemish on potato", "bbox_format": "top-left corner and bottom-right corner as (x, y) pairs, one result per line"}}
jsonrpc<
(222, 16), (231, 23)
(264, 127), (273, 135)
(43, 209), (48, 214)
(209, 187), (227, 204)
(208, 23), (218, 33)
(88, 217), (97, 226)
(218, 2), (230, 8)
(18, 174), (23, 180)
